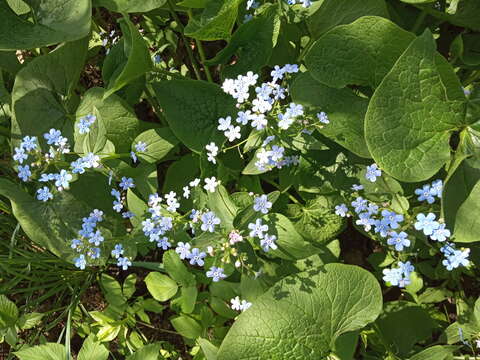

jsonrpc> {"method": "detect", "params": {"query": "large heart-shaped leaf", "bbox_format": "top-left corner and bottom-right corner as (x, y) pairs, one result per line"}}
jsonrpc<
(365, 30), (466, 182)
(217, 263), (383, 360)
(0, 0), (91, 50)
(305, 16), (414, 89)
(307, 0), (389, 39)
(93, 0), (166, 13)
(11, 38), (88, 147)
(153, 79), (236, 153)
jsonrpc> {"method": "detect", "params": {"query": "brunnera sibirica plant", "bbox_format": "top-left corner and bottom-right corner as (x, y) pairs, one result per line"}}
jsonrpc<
(0, 0), (480, 359)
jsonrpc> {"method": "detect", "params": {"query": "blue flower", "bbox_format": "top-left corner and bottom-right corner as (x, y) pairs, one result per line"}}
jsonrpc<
(122, 211), (134, 219)
(260, 234), (277, 252)
(441, 243), (470, 270)
(387, 231), (410, 251)
(77, 114), (96, 134)
(13, 147), (28, 163)
(414, 213), (440, 236)
(367, 203), (379, 215)
(71, 159), (86, 174)
(135, 141), (147, 152)
(111, 188), (121, 200)
(175, 242), (191, 260)
(21, 136), (38, 151)
(248, 219), (268, 239)
(335, 204), (349, 217)
(351, 184), (364, 191)
(430, 223), (451, 242)
(200, 211), (221, 233)
(117, 256), (132, 270)
(206, 266), (227, 282)
(356, 212), (375, 232)
(119, 177), (135, 190)
(18, 165), (31, 182)
(374, 219), (390, 238)
(253, 194), (272, 214)
(88, 230), (104, 246)
(414, 184), (435, 204)
(382, 267), (403, 287)
(430, 179), (443, 198)
(188, 248), (207, 266)
(351, 197), (368, 213)
(54, 170), (72, 190)
(316, 112), (329, 124)
(88, 247), (101, 259)
(113, 200), (123, 212)
(111, 244), (124, 258)
(44, 129), (62, 145)
(74, 255), (87, 270)
(365, 164), (381, 182)
(156, 237), (171, 250)
(71, 239), (82, 250)
(381, 210), (403, 229)
(36, 186), (53, 202)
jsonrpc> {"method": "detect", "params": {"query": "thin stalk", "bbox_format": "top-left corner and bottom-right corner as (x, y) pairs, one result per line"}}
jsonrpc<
(144, 83), (168, 126)
(166, 0), (202, 80)
(411, 10), (427, 34)
(65, 309), (72, 360)
(187, 9), (213, 83)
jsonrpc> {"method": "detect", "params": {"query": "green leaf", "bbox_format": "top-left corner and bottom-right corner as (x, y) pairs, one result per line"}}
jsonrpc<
(75, 87), (140, 153)
(307, 0), (389, 39)
(290, 72), (370, 157)
(198, 338), (218, 360)
(11, 38), (88, 146)
(305, 16), (414, 89)
(206, 184), (237, 231)
(132, 128), (179, 163)
(171, 315), (203, 339)
(93, 0), (166, 12)
(153, 79), (236, 152)
(205, 4), (280, 79)
(122, 274), (137, 299)
(365, 30), (466, 182)
(18, 312), (44, 330)
(163, 250), (196, 287)
(145, 272), (178, 302)
(409, 345), (457, 360)
(77, 334), (109, 360)
(451, 180), (480, 243)
(0, 295), (18, 329)
(126, 343), (162, 360)
(376, 301), (437, 357)
(104, 16), (152, 99)
(178, 286), (198, 314)
(262, 213), (320, 260)
(184, 0), (243, 41)
(0, 0), (91, 50)
(101, 274), (127, 308)
(217, 263), (382, 359)
(14, 343), (65, 360)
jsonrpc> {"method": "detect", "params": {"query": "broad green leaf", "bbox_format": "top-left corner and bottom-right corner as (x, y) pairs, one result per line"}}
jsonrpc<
(206, 184), (237, 231)
(419, 0), (480, 31)
(153, 79), (236, 152)
(290, 72), (370, 158)
(451, 180), (480, 243)
(178, 0), (207, 8)
(178, 286), (198, 314)
(210, 296), (237, 319)
(101, 274), (127, 308)
(18, 312), (44, 330)
(332, 332), (359, 360)
(75, 87), (140, 153)
(198, 338), (218, 360)
(0, 295), (18, 329)
(0, 0), (91, 50)
(104, 16), (152, 99)
(0, 51), (22, 74)
(132, 128), (179, 163)
(305, 16), (414, 89)
(93, 0), (166, 12)
(217, 263), (383, 359)
(77, 334), (109, 360)
(400, 0), (435, 3)
(376, 301), (437, 357)
(233, 191), (279, 230)
(123, 274), (137, 299)
(145, 272), (178, 302)
(11, 38), (88, 147)
(289, 198), (346, 245)
(307, 0), (389, 39)
(184, 0), (243, 41)
(261, 213), (320, 260)
(443, 158), (480, 237)
(6, 0), (30, 15)
(14, 343), (65, 360)
(171, 315), (203, 339)
(409, 345), (457, 360)
(365, 30), (466, 182)
(163, 250), (196, 287)
(126, 343), (162, 360)
(205, 4), (280, 79)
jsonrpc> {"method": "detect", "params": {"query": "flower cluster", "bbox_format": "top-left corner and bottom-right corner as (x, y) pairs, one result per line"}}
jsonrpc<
(382, 261), (414, 288)
(230, 296), (252, 312)
(71, 209), (105, 270)
(440, 243), (470, 271)
(414, 179), (443, 204)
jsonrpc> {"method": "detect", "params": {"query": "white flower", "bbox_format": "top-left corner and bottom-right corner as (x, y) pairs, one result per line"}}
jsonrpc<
(183, 186), (190, 199)
(224, 125), (241, 142)
(218, 116), (232, 131)
(204, 177), (219, 193)
(251, 114), (267, 130)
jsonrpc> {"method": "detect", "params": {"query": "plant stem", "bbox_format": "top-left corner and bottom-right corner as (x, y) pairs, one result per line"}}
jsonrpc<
(187, 9), (213, 83)
(144, 83), (168, 126)
(166, 0), (202, 80)
(411, 10), (427, 34)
